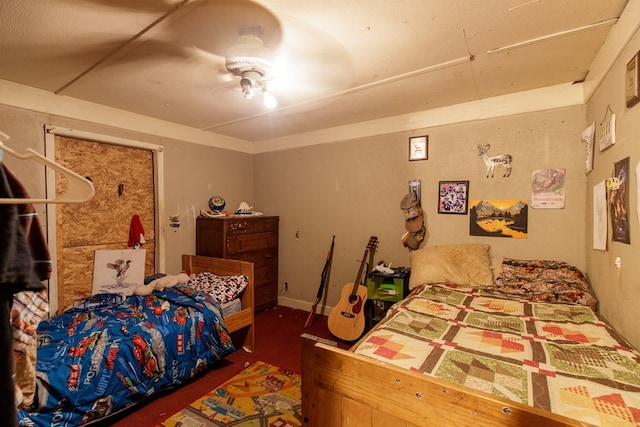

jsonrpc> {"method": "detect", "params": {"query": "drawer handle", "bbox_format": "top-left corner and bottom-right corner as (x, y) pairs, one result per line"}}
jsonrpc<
(230, 222), (248, 231)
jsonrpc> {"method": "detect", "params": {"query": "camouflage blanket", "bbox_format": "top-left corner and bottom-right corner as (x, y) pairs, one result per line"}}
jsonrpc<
(487, 258), (598, 311)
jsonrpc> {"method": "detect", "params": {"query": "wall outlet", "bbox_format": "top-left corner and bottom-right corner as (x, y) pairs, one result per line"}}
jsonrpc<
(284, 282), (288, 291)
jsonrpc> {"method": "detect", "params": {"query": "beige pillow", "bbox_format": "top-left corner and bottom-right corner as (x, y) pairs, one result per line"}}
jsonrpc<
(409, 243), (493, 289)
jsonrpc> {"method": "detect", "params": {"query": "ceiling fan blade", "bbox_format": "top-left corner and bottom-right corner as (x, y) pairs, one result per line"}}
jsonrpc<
(267, 13), (355, 108)
(167, 0), (283, 58)
(70, 0), (186, 13)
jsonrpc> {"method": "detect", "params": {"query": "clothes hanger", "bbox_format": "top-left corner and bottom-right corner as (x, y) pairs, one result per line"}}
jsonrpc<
(0, 132), (95, 204)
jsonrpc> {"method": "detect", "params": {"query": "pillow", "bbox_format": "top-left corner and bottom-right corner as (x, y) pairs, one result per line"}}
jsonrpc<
(185, 272), (248, 304)
(409, 243), (493, 289)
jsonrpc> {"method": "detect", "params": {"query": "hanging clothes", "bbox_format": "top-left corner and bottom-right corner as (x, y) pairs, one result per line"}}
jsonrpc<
(2, 165), (52, 283)
(0, 165), (44, 292)
(1, 163), (51, 426)
(128, 214), (146, 248)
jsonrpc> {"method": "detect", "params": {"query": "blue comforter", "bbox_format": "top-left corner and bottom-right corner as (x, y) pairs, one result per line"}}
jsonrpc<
(17, 285), (236, 426)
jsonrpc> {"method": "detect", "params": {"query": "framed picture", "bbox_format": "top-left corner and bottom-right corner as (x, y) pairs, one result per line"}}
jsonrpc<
(92, 249), (146, 295)
(409, 135), (428, 161)
(438, 181), (469, 214)
(626, 51), (639, 108)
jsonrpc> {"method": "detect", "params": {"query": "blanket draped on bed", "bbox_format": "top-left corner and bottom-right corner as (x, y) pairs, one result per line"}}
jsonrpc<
(17, 285), (235, 427)
(353, 284), (640, 427)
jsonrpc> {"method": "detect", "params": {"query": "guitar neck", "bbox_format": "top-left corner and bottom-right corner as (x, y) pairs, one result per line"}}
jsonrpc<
(350, 248), (369, 295)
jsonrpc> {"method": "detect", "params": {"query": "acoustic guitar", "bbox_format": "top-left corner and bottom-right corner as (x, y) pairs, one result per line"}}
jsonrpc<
(328, 236), (378, 341)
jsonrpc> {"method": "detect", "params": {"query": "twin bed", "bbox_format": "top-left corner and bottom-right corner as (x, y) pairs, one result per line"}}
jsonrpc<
(17, 255), (255, 427)
(302, 243), (640, 427)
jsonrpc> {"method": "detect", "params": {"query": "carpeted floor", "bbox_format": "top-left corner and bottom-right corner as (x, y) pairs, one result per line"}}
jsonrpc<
(105, 306), (349, 426)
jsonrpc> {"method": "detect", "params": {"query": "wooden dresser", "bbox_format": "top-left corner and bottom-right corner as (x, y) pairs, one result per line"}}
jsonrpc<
(196, 215), (279, 312)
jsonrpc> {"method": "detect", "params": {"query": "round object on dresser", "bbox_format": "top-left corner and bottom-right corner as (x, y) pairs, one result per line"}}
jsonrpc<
(208, 195), (226, 211)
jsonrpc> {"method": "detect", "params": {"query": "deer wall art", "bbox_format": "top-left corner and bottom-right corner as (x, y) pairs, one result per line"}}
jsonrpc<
(478, 144), (512, 178)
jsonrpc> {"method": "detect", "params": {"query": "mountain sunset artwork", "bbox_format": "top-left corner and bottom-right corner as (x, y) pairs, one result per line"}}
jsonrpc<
(469, 199), (528, 238)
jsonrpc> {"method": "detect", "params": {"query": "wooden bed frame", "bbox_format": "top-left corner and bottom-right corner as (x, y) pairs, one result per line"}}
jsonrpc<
(301, 335), (590, 427)
(182, 254), (255, 352)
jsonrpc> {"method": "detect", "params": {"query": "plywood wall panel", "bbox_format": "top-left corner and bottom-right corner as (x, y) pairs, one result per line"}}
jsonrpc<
(55, 136), (156, 311)
(58, 245), (102, 312)
(55, 136), (155, 247)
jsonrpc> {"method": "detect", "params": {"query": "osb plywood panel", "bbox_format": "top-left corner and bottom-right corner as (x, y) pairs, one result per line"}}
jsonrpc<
(55, 136), (155, 246)
(55, 136), (156, 311)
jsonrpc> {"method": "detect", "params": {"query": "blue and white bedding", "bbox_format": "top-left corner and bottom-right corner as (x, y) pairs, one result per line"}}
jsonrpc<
(17, 285), (236, 427)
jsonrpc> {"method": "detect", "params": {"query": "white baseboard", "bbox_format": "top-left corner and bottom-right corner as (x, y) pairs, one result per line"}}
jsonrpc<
(277, 295), (335, 317)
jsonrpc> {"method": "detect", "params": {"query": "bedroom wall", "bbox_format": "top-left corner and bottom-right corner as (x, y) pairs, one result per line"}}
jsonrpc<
(0, 104), (255, 276)
(585, 26), (640, 349)
(254, 106), (588, 313)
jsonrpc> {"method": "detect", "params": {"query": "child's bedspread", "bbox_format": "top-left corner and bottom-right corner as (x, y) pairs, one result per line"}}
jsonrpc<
(18, 285), (235, 427)
(353, 284), (640, 426)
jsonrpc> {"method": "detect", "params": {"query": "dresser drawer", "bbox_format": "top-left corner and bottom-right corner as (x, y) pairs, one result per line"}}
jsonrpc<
(227, 218), (279, 235)
(254, 263), (278, 286)
(227, 232), (277, 254)
(254, 282), (277, 311)
(230, 248), (277, 268)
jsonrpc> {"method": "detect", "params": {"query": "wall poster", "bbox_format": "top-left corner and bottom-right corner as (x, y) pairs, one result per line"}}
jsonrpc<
(581, 122), (595, 173)
(593, 180), (607, 251)
(531, 168), (566, 208)
(469, 199), (528, 238)
(610, 157), (630, 244)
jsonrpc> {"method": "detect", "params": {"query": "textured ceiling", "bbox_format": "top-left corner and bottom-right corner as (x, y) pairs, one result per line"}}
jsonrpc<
(0, 0), (630, 142)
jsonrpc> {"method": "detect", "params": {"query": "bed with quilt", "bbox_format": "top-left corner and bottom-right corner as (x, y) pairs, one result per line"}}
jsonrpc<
(17, 255), (254, 427)
(302, 244), (640, 427)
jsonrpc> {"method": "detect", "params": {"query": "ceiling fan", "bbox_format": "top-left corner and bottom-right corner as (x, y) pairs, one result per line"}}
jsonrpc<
(141, 0), (354, 112)
(51, 0), (353, 115)
(224, 26), (278, 108)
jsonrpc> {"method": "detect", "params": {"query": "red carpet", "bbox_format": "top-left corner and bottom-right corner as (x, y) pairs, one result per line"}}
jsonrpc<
(106, 306), (348, 426)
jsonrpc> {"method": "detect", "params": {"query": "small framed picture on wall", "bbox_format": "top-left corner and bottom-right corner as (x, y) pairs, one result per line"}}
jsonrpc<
(409, 136), (428, 161)
(438, 181), (469, 214)
(626, 51), (639, 108)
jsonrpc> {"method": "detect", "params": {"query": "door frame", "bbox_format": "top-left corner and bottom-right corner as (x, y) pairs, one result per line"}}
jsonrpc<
(43, 125), (165, 314)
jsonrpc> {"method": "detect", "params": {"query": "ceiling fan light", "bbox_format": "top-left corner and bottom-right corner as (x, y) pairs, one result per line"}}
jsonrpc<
(240, 77), (254, 99)
(263, 91), (277, 109)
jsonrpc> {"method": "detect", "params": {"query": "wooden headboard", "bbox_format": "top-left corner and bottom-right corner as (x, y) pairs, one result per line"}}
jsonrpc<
(182, 254), (255, 352)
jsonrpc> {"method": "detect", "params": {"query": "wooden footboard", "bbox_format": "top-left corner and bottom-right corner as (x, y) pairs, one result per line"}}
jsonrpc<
(182, 255), (255, 352)
(301, 335), (589, 427)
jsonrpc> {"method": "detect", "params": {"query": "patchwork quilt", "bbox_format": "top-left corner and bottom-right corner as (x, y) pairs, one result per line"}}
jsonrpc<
(17, 285), (236, 427)
(353, 284), (640, 426)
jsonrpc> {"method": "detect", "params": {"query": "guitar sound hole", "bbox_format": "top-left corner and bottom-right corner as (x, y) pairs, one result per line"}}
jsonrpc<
(348, 295), (358, 304)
